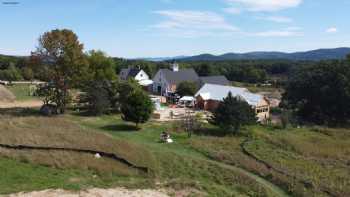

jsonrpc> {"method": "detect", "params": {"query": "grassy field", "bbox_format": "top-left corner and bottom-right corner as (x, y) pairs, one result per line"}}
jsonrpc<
(190, 126), (350, 197)
(0, 112), (280, 196)
(6, 84), (39, 101)
(0, 109), (349, 197)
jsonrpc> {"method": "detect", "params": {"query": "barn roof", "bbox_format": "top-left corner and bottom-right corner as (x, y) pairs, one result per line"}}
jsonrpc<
(120, 68), (142, 78)
(160, 69), (199, 85)
(199, 76), (230, 86)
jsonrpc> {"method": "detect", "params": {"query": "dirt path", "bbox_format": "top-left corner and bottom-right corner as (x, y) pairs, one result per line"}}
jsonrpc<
(0, 100), (42, 109)
(3, 188), (170, 197)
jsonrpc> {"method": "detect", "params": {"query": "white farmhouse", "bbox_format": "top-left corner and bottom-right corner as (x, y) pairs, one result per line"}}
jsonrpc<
(119, 68), (153, 87)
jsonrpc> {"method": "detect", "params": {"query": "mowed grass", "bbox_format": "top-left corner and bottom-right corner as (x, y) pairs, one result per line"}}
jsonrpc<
(6, 84), (39, 101)
(190, 125), (350, 197)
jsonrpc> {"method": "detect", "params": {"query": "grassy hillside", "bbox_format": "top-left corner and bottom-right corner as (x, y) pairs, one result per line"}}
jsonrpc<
(0, 110), (349, 196)
(0, 113), (281, 196)
(190, 126), (350, 197)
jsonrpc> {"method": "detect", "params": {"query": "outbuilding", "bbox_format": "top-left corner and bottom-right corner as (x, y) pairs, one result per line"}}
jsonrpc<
(195, 84), (270, 122)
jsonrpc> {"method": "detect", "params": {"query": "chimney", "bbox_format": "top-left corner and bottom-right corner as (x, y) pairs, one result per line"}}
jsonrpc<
(172, 62), (179, 72)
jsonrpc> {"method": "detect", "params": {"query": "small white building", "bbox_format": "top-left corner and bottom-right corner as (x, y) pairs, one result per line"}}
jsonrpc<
(119, 68), (153, 87)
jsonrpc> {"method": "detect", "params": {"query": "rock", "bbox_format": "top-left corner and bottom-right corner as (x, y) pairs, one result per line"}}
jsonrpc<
(94, 153), (101, 159)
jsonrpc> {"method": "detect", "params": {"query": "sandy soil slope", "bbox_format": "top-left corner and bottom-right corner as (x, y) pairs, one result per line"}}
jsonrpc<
(0, 100), (42, 108)
(4, 188), (170, 197)
(0, 85), (15, 102)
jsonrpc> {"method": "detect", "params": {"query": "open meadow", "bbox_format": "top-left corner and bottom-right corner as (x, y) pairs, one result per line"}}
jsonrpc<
(0, 104), (349, 197)
(0, 84), (348, 197)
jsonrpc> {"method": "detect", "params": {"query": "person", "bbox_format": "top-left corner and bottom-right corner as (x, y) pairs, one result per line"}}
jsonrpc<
(160, 131), (173, 143)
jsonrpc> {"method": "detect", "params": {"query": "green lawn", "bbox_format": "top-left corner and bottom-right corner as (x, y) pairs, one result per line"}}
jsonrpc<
(7, 84), (39, 101)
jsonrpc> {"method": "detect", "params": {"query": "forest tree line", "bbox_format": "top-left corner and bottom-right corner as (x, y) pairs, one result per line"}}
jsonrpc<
(0, 53), (322, 85)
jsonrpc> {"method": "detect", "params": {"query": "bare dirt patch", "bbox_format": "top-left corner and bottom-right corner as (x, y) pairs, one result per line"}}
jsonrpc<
(0, 100), (42, 108)
(0, 85), (15, 102)
(3, 188), (170, 197)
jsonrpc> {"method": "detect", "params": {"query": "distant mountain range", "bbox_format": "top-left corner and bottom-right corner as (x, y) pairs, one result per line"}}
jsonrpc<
(141, 47), (350, 62)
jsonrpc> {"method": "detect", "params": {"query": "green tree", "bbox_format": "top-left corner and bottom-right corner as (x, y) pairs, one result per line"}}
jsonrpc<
(0, 64), (23, 81)
(196, 63), (214, 76)
(120, 88), (154, 128)
(33, 29), (88, 113)
(282, 61), (350, 125)
(22, 67), (34, 81)
(82, 80), (112, 115)
(86, 50), (117, 81)
(176, 81), (198, 96)
(117, 79), (140, 104)
(211, 92), (257, 134)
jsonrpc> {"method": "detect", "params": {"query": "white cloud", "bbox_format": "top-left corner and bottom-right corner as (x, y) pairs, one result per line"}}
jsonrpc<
(326, 27), (337, 33)
(223, 7), (242, 14)
(153, 10), (239, 37)
(225, 0), (303, 12)
(258, 16), (293, 23)
(252, 28), (303, 37)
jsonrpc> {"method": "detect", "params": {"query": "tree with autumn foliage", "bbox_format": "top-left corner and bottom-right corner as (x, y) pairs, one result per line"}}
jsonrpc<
(33, 29), (89, 114)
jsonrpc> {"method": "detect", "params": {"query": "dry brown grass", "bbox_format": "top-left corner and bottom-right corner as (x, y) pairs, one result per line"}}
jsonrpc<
(190, 126), (350, 197)
(0, 115), (156, 175)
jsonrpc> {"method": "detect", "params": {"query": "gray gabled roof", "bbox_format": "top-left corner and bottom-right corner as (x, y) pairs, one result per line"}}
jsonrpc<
(160, 69), (199, 85)
(199, 76), (230, 86)
(120, 68), (142, 78)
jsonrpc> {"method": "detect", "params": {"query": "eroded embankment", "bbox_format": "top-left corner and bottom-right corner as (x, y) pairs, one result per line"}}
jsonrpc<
(0, 143), (149, 173)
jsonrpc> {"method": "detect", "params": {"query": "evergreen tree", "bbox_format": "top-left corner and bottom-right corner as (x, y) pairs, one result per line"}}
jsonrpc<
(120, 89), (154, 128)
(83, 81), (112, 115)
(211, 92), (257, 134)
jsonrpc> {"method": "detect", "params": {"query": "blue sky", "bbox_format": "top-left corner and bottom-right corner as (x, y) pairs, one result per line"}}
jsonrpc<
(0, 0), (349, 58)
